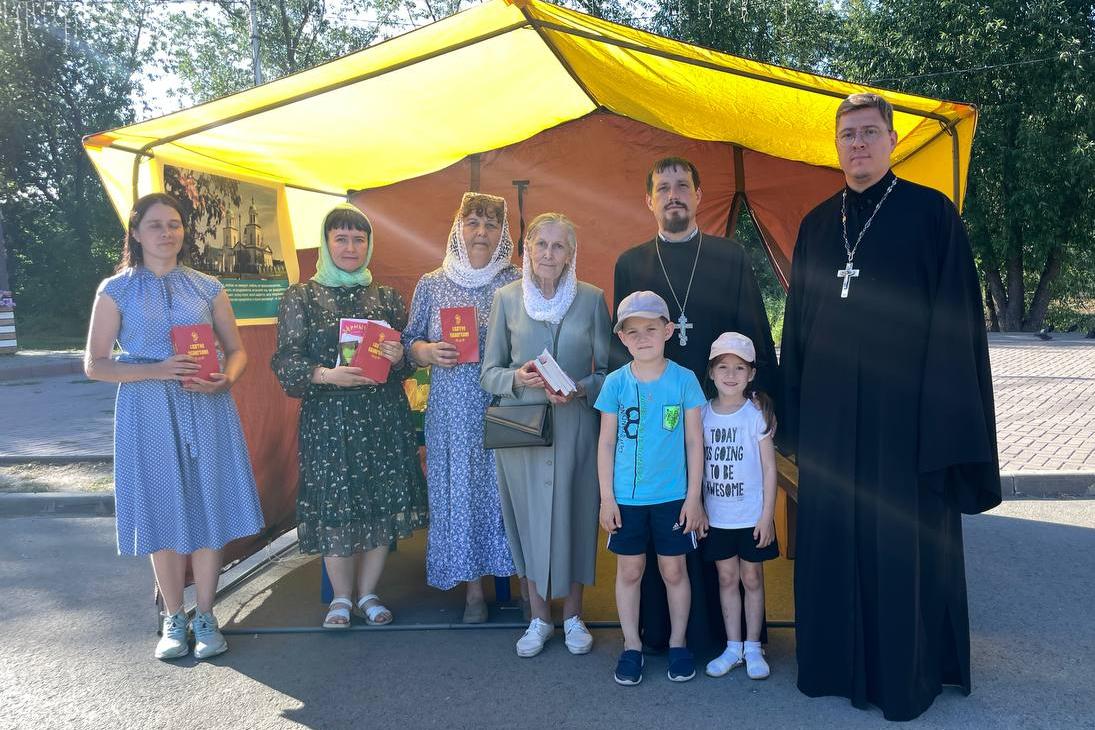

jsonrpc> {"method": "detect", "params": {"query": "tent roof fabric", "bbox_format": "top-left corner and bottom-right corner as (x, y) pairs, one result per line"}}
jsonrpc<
(83, 0), (976, 218)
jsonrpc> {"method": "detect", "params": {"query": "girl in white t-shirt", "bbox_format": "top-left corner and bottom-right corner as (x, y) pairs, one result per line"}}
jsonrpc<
(700, 332), (778, 680)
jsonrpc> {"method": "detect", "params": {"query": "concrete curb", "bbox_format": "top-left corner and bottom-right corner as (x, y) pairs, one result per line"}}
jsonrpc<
(2, 470), (1092, 520)
(1001, 471), (1095, 499)
(0, 359), (85, 382)
(0, 491), (114, 517)
(0, 455), (113, 465)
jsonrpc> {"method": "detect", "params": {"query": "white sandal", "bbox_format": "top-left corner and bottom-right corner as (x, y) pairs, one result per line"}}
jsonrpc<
(356, 593), (393, 625)
(323, 597), (353, 629)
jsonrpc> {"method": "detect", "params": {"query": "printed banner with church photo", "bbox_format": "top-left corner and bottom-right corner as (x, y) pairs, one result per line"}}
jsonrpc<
(164, 165), (292, 322)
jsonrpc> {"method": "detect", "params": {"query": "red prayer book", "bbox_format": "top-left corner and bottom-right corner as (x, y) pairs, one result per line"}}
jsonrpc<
(439, 306), (479, 364)
(349, 321), (401, 383)
(170, 324), (218, 381)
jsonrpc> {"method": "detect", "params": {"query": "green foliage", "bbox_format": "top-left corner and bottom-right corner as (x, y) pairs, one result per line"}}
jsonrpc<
(0, 2), (153, 327)
(733, 204), (786, 342)
(159, 0), (387, 102)
(1, 0), (1092, 337)
(639, 0), (840, 68)
(831, 0), (1095, 330)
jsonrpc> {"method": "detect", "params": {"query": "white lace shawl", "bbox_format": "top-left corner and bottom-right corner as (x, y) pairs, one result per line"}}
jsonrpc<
(441, 194), (515, 289)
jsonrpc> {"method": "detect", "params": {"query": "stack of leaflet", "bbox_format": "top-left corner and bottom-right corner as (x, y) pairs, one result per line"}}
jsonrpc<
(531, 348), (577, 396)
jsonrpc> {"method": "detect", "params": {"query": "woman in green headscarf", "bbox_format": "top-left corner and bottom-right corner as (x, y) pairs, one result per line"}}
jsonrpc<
(272, 203), (428, 629)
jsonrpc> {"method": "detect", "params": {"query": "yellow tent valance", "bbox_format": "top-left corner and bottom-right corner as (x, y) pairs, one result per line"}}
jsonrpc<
(84, 0), (975, 224)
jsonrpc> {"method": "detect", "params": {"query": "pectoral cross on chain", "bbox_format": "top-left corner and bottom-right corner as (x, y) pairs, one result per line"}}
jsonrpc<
(837, 261), (859, 299)
(676, 313), (693, 346)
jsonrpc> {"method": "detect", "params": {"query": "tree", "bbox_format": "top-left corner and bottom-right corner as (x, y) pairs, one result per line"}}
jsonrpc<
(160, 0), (390, 103)
(833, 0), (1095, 331)
(0, 1), (156, 332)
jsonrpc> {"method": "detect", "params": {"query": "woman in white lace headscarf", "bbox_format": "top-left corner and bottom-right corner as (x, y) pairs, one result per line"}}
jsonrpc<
(481, 213), (611, 659)
(403, 193), (520, 623)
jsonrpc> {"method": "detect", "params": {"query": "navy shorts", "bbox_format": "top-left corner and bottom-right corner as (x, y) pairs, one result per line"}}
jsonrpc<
(701, 526), (780, 563)
(607, 499), (698, 556)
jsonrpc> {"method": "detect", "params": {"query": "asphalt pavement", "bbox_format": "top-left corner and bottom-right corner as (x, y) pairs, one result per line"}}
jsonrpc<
(1, 499), (1092, 729)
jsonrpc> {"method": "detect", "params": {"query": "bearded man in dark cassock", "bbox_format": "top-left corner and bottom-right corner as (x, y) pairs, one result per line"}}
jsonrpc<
(779, 93), (1001, 721)
(611, 157), (778, 656)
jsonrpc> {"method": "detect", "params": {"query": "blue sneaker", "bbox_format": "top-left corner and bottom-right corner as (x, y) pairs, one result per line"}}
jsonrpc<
(614, 649), (644, 685)
(191, 610), (228, 660)
(155, 609), (189, 660)
(667, 646), (696, 682)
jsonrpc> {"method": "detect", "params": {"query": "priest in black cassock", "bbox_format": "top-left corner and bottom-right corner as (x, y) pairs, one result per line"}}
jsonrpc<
(611, 157), (777, 655)
(779, 93), (1001, 721)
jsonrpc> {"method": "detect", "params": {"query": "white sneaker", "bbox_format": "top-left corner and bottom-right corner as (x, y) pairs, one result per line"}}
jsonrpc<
(516, 618), (554, 657)
(155, 609), (190, 660)
(563, 615), (593, 655)
(744, 642), (770, 679)
(191, 610), (228, 660)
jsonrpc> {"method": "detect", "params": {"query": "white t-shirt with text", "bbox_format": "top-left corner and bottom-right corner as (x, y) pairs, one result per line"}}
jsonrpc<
(701, 399), (771, 529)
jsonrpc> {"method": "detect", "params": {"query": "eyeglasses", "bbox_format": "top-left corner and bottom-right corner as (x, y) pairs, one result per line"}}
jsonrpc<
(836, 127), (889, 147)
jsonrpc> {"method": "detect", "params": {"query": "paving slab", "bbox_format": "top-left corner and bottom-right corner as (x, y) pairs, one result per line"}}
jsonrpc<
(1, 336), (1092, 491)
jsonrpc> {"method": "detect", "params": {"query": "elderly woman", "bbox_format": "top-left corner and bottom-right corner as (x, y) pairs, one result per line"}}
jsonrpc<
(481, 212), (611, 657)
(403, 192), (519, 623)
(272, 203), (428, 629)
(85, 192), (264, 661)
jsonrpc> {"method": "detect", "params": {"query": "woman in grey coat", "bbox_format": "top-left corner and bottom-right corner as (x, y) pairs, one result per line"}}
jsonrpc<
(481, 212), (610, 659)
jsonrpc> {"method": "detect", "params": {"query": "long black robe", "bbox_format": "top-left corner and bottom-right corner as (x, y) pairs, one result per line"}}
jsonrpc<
(611, 232), (777, 655)
(779, 171), (1001, 721)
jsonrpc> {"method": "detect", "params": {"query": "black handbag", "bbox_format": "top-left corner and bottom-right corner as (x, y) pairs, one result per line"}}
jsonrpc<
(483, 398), (552, 449)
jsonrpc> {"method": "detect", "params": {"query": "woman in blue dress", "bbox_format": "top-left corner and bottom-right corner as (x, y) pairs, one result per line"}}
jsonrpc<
(403, 193), (519, 623)
(85, 192), (265, 661)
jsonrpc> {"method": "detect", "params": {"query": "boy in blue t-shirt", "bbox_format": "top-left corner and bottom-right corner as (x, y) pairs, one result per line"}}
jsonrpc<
(595, 290), (708, 686)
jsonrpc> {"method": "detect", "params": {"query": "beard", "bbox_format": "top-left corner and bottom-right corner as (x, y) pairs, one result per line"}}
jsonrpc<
(662, 207), (692, 233)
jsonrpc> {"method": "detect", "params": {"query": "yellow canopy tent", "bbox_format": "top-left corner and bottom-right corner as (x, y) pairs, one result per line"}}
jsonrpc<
(82, 0), (977, 562)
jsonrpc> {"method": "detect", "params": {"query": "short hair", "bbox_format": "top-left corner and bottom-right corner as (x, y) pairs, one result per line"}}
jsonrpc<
(524, 212), (577, 256)
(646, 157), (701, 195)
(836, 93), (895, 130)
(458, 193), (505, 223)
(324, 206), (371, 235)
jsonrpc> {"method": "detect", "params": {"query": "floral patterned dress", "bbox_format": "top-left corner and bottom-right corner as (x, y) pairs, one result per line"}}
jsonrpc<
(272, 280), (428, 556)
(403, 266), (519, 590)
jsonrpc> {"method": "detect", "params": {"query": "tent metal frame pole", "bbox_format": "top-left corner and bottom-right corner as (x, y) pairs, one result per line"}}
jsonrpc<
(950, 122), (961, 205)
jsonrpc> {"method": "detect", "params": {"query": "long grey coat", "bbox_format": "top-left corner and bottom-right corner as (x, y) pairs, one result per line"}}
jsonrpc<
(480, 280), (610, 599)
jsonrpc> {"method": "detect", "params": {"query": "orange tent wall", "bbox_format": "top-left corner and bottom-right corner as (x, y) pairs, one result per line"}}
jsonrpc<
(222, 112), (847, 562)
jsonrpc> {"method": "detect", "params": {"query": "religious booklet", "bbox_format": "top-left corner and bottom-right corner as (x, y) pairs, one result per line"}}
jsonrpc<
(439, 306), (479, 363)
(170, 323), (219, 381)
(348, 321), (402, 383)
(337, 317), (392, 367)
(531, 348), (577, 396)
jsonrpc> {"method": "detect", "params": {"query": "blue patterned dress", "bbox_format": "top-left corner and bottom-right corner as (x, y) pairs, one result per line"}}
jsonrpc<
(403, 267), (519, 590)
(98, 265), (265, 557)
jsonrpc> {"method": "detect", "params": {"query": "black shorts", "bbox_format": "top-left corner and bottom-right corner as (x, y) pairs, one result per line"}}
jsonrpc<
(607, 499), (698, 556)
(701, 526), (780, 563)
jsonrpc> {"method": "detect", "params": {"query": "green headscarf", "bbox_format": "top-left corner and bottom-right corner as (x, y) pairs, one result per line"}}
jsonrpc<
(311, 203), (374, 288)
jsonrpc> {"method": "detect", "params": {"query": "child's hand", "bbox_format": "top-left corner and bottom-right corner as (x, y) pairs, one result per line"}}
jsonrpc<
(599, 500), (621, 533)
(679, 497), (708, 538)
(754, 517), (775, 548)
